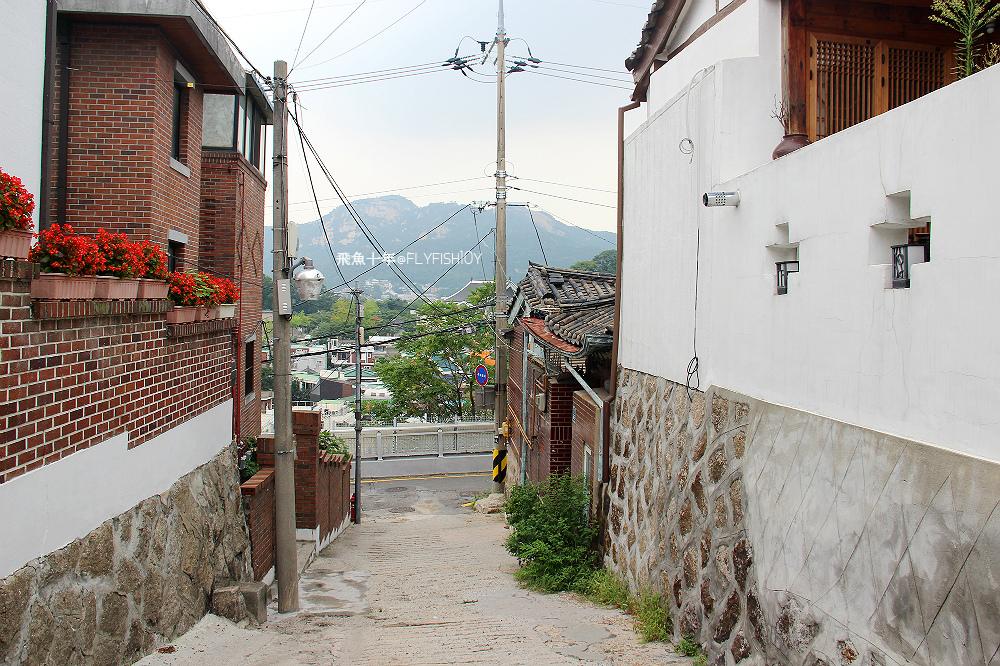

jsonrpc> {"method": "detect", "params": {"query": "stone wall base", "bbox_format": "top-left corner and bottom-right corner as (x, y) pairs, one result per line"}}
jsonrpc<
(0, 443), (251, 665)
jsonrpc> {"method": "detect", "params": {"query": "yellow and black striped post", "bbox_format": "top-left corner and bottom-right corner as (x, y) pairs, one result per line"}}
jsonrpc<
(492, 448), (507, 484)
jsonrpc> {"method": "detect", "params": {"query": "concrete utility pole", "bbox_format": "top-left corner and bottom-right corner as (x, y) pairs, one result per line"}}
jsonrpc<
(353, 286), (364, 523)
(493, 0), (508, 494)
(271, 60), (299, 613)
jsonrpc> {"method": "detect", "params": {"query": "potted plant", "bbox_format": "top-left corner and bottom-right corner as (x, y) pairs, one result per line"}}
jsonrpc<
(212, 276), (239, 318)
(136, 240), (170, 299)
(771, 96), (811, 160)
(194, 272), (219, 321)
(167, 271), (200, 324)
(0, 168), (35, 260)
(93, 229), (142, 299)
(28, 224), (104, 299)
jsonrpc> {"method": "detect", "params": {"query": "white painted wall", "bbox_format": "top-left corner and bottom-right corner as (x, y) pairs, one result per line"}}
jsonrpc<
(0, 401), (233, 578)
(0, 0), (46, 221)
(621, 9), (1000, 462)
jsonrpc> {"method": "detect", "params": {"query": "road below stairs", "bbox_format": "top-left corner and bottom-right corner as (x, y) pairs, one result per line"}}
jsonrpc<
(136, 474), (694, 666)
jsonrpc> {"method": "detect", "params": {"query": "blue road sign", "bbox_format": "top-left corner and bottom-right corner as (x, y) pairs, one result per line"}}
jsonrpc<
(476, 364), (489, 386)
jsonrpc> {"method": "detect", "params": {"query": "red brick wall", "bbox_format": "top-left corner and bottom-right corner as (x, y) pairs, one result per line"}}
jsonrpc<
(199, 151), (266, 440)
(50, 22), (202, 260)
(0, 260), (234, 484)
(241, 467), (275, 581)
(292, 409), (320, 530)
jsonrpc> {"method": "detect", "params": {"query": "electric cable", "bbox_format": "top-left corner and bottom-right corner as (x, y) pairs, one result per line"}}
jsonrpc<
(527, 206), (548, 265)
(508, 185), (615, 208)
(291, 0), (367, 73)
(511, 176), (615, 194)
(294, 93), (351, 290)
(518, 69), (633, 90)
(191, 0), (267, 80)
(291, 0), (320, 70)
(296, 0), (428, 70)
(541, 209), (616, 246)
(288, 177), (488, 207)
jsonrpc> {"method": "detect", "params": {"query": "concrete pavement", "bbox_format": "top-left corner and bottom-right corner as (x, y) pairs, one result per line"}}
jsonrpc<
(135, 474), (695, 665)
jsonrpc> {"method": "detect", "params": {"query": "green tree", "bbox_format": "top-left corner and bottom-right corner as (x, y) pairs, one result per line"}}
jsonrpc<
(374, 284), (495, 418)
(571, 249), (616, 273)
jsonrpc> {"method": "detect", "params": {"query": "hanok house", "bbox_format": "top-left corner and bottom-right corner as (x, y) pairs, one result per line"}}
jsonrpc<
(504, 263), (615, 508)
(609, 1), (1000, 665)
(0, 0), (271, 663)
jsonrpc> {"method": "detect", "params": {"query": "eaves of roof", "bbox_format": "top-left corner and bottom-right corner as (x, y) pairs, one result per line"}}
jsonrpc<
(625, 0), (687, 102)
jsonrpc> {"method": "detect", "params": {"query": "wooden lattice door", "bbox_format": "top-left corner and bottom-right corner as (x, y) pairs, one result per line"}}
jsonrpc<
(808, 34), (951, 141)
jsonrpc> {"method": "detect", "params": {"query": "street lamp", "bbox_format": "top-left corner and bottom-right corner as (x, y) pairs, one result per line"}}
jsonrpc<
(292, 257), (325, 301)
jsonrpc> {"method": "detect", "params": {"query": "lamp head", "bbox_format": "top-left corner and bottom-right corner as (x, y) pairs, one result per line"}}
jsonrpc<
(294, 258), (325, 301)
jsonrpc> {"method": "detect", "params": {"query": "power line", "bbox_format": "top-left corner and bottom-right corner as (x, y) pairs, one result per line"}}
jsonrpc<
(540, 209), (617, 246)
(296, 0), (429, 71)
(287, 176), (488, 208)
(291, 0), (319, 70)
(293, 58), (474, 87)
(520, 69), (633, 90)
(527, 206), (548, 265)
(512, 176), (615, 194)
(291, 0), (367, 72)
(508, 186), (615, 208)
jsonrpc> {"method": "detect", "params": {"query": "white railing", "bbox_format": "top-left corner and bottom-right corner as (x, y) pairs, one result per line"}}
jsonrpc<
(331, 422), (495, 460)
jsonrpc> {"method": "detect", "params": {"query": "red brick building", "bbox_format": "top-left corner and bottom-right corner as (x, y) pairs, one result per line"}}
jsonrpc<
(505, 263), (615, 512)
(0, 2), (271, 662)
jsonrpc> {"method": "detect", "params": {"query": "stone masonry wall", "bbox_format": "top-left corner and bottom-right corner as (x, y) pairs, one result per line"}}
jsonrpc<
(607, 365), (1000, 666)
(607, 367), (756, 664)
(0, 444), (251, 665)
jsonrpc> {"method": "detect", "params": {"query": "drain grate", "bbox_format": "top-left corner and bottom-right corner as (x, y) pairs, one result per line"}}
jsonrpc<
(389, 506), (415, 513)
(385, 487), (409, 493)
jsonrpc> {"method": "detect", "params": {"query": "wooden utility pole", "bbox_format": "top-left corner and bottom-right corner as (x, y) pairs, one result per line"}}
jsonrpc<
(271, 59), (299, 613)
(493, 0), (508, 493)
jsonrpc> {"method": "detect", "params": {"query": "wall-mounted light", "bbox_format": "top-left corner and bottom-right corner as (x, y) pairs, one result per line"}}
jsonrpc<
(776, 261), (799, 295)
(891, 244), (927, 289)
(703, 191), (740, 207)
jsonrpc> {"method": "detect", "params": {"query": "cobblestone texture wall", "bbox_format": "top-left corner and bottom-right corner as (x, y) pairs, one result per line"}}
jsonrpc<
(607, 366), (1000, 666)
(606, 367), (757, 664)
(0, 444), (250, 665)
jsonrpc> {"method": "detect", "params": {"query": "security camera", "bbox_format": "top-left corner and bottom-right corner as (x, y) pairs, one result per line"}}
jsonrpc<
(703, 191), (740, 207)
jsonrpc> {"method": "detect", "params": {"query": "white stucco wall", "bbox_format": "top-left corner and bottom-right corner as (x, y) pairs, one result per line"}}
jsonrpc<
(0, 401), (233, 578)
(0, 0), (47, 219)
(621, 12), (1000, 462)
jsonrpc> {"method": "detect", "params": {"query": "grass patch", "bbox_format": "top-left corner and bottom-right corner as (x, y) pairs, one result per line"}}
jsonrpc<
(676, 633), (707, 663)
(583, 569), (672, 644)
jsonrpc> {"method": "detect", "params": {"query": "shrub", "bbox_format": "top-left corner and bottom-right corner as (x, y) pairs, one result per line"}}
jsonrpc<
(0, 169), (34, 232)
(319, 429), (351, 460)
(504, 473), (598, 593)
(29, 224), (105, 276)
(94, 229), (143, 278)
(137, 240), (169, 280)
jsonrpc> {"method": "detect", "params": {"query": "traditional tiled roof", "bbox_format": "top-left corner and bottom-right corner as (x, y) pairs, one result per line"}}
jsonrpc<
(511, 262), (615, 356)
(624, 0), (687, 102)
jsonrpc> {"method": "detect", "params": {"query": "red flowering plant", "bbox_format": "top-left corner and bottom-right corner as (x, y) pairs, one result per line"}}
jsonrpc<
(93, 229), (143, 278)
(0, 169), (35, 232)
(211, 276), (239, 304)
(169, 271), (218, 307)
(28, 224), (105, 276)
(137, 241), (169, 280)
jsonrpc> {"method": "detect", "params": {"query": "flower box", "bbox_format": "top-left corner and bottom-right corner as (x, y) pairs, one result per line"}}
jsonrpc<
(94, 276), (139, 300)
(30, 274), (97, 300)
(137, 278), (170, 300)
(216, 303), (237, 319)
(195, 306), (216, 322)
(0, 229), (32, 260)
(165, 306), (197, 324)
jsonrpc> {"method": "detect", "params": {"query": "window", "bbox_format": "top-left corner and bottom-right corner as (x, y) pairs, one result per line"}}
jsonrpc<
(167, 240), (184, 272)
(808, 34), (951, 140)
(245, 339), (255, 397)
(172, 83), (183, 160)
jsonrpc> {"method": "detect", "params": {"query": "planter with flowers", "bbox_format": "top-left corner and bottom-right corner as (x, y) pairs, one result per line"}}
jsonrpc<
(136, 240), (170, 299)
(167, 272), (200, 324)
(93, 229), (142, 299)
(212, 276), (239, 318)
(194, 272), (219, 321)
(28, 224), (105, 299)
(0, 168), (35, 260)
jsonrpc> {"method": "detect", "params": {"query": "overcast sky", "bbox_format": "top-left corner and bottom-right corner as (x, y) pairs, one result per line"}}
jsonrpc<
(201, 0), (648, 234)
